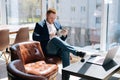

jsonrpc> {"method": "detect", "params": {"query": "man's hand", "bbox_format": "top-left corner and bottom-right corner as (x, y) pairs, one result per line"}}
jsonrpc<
(50, 33), (56, 39)
(60, 29), (68, 36)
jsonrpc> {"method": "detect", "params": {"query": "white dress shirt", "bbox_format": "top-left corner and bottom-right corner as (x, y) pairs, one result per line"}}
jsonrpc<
(46, 21), (57, 39)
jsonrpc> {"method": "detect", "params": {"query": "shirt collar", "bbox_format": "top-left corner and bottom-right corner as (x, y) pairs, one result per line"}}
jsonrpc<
(46, 20), (54, 26)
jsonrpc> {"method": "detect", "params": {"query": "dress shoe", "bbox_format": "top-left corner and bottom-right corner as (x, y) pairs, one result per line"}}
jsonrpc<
(76, 51), (86, 58)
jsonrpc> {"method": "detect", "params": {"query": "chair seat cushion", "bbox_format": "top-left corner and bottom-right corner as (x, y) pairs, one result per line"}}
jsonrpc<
(24, 61), (58, 78)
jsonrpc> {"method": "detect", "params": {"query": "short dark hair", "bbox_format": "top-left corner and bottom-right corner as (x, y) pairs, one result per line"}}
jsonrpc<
(47, 8), (56, 15)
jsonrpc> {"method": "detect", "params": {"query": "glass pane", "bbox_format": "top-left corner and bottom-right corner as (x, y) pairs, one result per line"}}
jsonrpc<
(5, 0), (102, 49)
(7, 0), (42, 25)
(56, 0), (102, 48)
(107, 0), (120, 49)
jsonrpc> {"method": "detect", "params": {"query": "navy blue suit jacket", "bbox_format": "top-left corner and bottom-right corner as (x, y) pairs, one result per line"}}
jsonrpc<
(32, 20), (67, 54)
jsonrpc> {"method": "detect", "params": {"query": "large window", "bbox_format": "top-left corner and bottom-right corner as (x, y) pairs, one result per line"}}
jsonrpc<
(1, 0), (120, 52)
(106, 0), (120, 49)
(7, 0), (42, 25)
(54, 0), (102, 48)
(49, 0), (120, 52)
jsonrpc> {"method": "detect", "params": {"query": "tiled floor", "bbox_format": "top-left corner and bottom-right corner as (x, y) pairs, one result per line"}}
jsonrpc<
(0, 58), (8, 80)
(57, 63), (81, 80)
(56, 55), (81, 80)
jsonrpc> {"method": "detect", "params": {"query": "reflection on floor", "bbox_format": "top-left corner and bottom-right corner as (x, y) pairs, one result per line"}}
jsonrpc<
(57, 64), (80, 80)
(57, 54), (81, 80)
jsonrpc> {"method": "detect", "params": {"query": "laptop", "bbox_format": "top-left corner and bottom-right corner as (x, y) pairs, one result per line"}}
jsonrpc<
(87, 46), (119, 66)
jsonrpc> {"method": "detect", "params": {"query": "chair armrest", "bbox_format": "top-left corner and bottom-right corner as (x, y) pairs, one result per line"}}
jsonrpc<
(10, 44), (19, 61)
(7, 60), (47, 80)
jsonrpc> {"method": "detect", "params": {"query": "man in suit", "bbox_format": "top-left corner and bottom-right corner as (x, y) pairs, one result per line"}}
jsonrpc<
(32, 8), (85, 68)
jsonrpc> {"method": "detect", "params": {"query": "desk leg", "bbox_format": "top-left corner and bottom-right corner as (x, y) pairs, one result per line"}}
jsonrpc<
(62, 70), (70, 80)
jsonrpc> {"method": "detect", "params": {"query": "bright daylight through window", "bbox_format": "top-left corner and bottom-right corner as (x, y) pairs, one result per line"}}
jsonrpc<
(0, 0), (120, 52)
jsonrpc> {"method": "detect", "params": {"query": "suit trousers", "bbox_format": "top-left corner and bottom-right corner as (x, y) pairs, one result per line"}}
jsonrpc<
(46, 36), (77, 67)
(46, 36), (79, 80)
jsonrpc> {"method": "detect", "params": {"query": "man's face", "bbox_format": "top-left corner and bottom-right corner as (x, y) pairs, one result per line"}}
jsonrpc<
(46, 13), (56, 24)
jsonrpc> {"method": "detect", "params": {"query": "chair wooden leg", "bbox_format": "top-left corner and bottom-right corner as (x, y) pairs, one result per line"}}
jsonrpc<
(49, 72), (57, 80)
(2, 51), (9, 64)
(53, 77), (56, 80)
(49, 77), (56, 80)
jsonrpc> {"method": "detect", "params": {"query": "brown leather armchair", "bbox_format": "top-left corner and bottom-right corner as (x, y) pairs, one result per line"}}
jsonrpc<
(7, 41), (58, 80)
(7, 60), (47, 80)
(10, 41), (62, 64)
